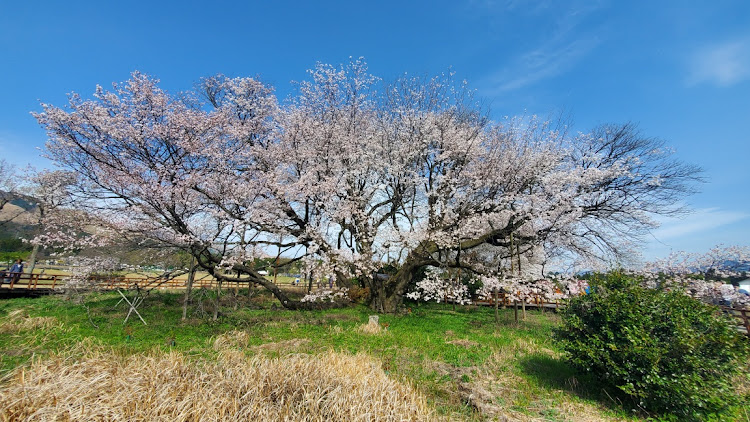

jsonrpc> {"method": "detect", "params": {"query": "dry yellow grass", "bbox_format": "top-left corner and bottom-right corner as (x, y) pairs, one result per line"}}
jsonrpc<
(445, 339), (478, 348)
(356, 322), (384, 335)
(0, 345), (432, 421)
(252, 338), (312, 353)
(0, 309), (60, 334)
(328, 325), (344, 334)
(212, 330), (251, 351)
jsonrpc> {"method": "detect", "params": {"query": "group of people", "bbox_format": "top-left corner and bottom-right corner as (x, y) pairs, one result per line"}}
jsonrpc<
(1, 259), (24, 284)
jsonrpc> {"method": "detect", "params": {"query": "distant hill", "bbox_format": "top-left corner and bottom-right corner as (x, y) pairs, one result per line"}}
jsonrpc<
(0, 201), (38, 226)
(0, 195), (187, 267)
(0, 192), (40, 258)
(9, 196), (38, 211)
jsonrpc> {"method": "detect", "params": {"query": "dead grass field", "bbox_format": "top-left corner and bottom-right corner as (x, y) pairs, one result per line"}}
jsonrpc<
(0, 309), (60, 334)
(0, 339), (432, 421)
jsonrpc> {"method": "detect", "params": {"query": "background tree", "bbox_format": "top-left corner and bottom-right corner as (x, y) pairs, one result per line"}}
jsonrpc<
(22, 169), (77, 272)
(33, 71), (312, 310)
(0, 159), (22, 227)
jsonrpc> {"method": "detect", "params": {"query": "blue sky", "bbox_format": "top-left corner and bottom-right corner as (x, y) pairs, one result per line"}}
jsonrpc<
(1, 0), (748, 261)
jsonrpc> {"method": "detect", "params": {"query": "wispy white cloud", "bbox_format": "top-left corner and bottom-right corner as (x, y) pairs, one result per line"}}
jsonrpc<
(651, 208), (750, 240)
(686, 37), (750, 87)
(477, 2), (603, 94)
(490, 37), (600, 92)
(469, 0), (553, 16)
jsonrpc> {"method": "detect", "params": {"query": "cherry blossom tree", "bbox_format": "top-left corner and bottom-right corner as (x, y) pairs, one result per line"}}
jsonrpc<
(34, 71), (306, 309)
(34, 60), (702, 313)
(639, 245), (750, 309)
(20, 169), (77, 272)
(0, 163), (77, 271)
(0, 159), (22, 227)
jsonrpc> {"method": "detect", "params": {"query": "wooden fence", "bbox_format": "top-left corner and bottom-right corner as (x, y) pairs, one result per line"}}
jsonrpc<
(1, 272), (63, 290)
(0, 273), (243, 292)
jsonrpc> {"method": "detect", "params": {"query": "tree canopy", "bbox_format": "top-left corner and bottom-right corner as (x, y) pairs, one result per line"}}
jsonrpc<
(34, 59), (701, 311)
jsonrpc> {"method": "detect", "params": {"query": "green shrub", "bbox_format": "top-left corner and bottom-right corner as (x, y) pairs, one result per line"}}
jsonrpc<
(556, 273), (748, 419)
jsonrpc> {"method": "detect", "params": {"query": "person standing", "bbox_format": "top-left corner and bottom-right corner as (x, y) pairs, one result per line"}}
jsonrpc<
(9, 259), (23, 284)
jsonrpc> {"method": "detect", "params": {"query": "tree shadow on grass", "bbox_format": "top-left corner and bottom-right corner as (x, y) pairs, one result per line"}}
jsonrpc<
(519, 353), (633, 414)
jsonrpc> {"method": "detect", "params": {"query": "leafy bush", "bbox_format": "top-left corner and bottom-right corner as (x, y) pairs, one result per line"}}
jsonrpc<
(556, 273), (748, 419)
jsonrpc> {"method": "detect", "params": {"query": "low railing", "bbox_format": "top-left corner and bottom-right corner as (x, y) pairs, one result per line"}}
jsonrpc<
(1, 273), (63, 290)
(473, 294), (565, 309)
(0, 273), (251, 291)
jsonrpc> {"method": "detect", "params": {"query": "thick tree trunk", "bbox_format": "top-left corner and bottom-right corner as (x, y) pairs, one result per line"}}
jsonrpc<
(334, 270), (354, 289)
(370, 286), (404, 313)
(368, 254), (434, 313)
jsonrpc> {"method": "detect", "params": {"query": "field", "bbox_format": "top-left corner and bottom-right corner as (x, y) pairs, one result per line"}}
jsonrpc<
(0, 290), (747, 421)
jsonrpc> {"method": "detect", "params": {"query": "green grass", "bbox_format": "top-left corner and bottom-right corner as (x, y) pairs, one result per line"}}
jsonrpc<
(1, 290), (743, 421)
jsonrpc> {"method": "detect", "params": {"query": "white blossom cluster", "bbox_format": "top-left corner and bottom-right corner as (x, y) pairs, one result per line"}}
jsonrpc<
(635, 245), (750, 309)
(300, 288), (350, 303)
(474, 275), (586, 303)
(406, 267), (472, 305)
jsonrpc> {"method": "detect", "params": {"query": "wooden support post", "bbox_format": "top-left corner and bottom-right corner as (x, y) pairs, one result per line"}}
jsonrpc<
(118, 289), (147, 325)
(493, 288), (499, 324)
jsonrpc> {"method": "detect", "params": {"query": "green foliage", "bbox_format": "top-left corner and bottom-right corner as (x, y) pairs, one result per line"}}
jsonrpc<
(556, 273), (749, 420)
(0, 236), (32, 265)
(0, 251), (29, 265)
(0, 236), (30, 253)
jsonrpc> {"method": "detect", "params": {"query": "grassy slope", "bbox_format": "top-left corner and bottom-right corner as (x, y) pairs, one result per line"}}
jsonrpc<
(0, 290), (743, 421)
